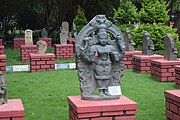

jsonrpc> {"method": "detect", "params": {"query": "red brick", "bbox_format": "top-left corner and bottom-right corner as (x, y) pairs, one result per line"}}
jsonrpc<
(166, 102), (170, 109)
(41, 65), (50, 69)
(91, 117), (112, 120)
(37, 61), (46, 65)
(114, 116), (136, 120)
(78, 112), (100, 118)
(126, 110), (136, 115)
(102, 111), (123, 116)
(166, 110), (173, 119)
(174, 114), (180, 120)
(170, 103), (178, 114)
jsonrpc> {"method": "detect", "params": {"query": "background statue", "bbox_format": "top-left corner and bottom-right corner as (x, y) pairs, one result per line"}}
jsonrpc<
(41, 28), (48, 38)
(164, 33), (178, 60)
(60, 29), (68, 44)
(76, 15), (125, 100)
(0, 72), (7, 105)
(124, 28), (135, 51)
(142, 31), (154, 55)
(36, 40), (47, 54)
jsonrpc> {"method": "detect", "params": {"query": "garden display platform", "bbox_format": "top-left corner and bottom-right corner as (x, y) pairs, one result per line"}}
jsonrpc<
(20, 45), (37, 62)
(13, 38), (25, 49)
(175, 65), (180, 86)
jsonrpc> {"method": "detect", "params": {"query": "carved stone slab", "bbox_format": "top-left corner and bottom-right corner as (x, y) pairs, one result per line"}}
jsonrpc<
(0, 72), (7, 105)
(62, 21), (69, 34)
(124, 28), (135, 51)
(60, 29), (68, 44)
(164, 33), (178, 61)
(36, 40), (47, 54)
(41, 28), (48, 38)
(25, 29), (33, 46)
(142, 31), (154, 55)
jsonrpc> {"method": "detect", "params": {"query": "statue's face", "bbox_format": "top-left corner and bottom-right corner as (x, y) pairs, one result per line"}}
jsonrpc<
(96, 15), (106, 23)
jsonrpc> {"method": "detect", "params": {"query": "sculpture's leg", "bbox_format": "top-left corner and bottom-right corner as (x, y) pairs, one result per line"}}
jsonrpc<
(104, 80), (111, 96)
(97, 80), (106, 97)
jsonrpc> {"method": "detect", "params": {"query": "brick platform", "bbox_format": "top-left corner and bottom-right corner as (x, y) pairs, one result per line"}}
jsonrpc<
(67, 38), (76, 53)
(39, 38), (52, 48)
(13, 38), (25, 49)
(0, 55), (6, 73)
(20, 45), (37, 62)
(124, 51), (142, 69)
(30, 53), (55, 72)
(67, 96), (138, 120)
(54, 44), (73, 59)
(0, 99), (24, 120)
(164, 90), (180, 120)
(0, 46), (4, 55)
(0, 39), (3, 46)
(175, 65), (180, 86)
(133, 54), (163, 73)
(151, 59), (180, 82)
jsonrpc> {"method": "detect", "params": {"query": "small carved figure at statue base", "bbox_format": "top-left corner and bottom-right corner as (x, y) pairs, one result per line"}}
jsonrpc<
(124, 28), (135, 51)
(142, 31), (154, 55)
(0, 72), (7, 105)
(76, 15), (125, 100)
(36, 40), (47, 54)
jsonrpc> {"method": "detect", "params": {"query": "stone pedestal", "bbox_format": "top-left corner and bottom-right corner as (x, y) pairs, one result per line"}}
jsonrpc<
(39, 38), (52, 48)
(54, 44), (73, 59)
(0, 99), (24, 120)
(20, 45), (37, 62)
(67, 96), (138, 120)
(124, 51), (142, 69)
(30, 53), (55, 72)
(13, 38), (25, 49)
(0, 39), (3, 46)
(174, 65), (180, 86)
(0, 46), (4, 55)
(133, 54), (163, 73)
(67, 38), (76, 53)
(151, 59), (180, 82)
(164, 90), (180, 120)
(0, 55), (6, 73)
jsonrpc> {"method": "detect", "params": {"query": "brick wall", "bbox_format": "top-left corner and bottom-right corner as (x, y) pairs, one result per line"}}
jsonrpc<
(124, 51), (142, 69)
(54, 44), (73, 59)
(0, 46), (4, 55)
(68, 96), (138, 120)
(38, 38), (52, 48)
(20, 45), (37, 62)
(67, 38), (75, 53)
(164, 90), (180, 120)
(14, 38), (25, 49)
(151, 59), (180, 82)
(133, 54), (163, 73)
(30, 53), (55, 72)
(0, 39), (3, 46)
(175, 65), (180, 86)
(0, 55), (6, 73)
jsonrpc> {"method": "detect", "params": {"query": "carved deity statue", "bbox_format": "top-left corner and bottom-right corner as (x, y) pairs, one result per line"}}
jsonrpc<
(0, 72), (7, 105)
(60, 29), (68, 44)
(36, 40), (47, 54)
(164, 33), (178, 61)
(124, 28), (135, 51)
(25, 29), (33, 46)
(142, 31), (154, 55)
(76, 15), (125, 100)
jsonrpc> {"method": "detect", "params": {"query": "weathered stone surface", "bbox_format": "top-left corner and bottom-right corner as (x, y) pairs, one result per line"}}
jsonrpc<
(62, 21), (69, 34)
(142, 31), (154, 55)
(76, 15), (125, 100)
(164, 33), (178, 61)
(124, 28), (135, 51)
(41, 28), (48, 38)
(72, 23), (77, 38)
(60, 29), (68, 44)
(0, 72), (7, 105)
(36, 40), (47, 54)
(25, 29), (33, 46)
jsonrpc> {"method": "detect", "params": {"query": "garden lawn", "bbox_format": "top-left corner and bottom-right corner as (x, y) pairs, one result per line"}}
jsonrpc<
(5, 69), (179, 120)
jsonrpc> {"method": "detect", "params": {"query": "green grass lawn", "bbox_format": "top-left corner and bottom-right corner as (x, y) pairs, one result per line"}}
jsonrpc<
(5, 48), (75, 66)
(5, 69), (179, 120)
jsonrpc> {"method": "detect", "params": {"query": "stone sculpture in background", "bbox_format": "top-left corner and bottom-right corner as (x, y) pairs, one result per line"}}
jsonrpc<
(62, 21), (69, 34)
(0, 72), (7, 105)
(36, 40), (47, 54)
(60, 29), (68, 44)
(41, 28), (48, 38)
(72, 23), (77, 38)
(124, 28), (135, 51)
(76, 15), (125, 100)
(25, 29), (33, 46)
(142, 31), (154, 55)
(164, 33), (178, 60)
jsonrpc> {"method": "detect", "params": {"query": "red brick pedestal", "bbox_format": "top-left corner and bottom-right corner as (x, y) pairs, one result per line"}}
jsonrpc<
(30, 53), (55, 72)
(54, 44), (73, 59)
(0, 46), (4, 55)
(39, 38), (52, 48)
(67, 96), (138, 120)
(0, 39), (3, 46)
(174, 66), (180, 86)
(13, 38), (25, 49)
(124, 51), (142, 69)
(67, 38), (76, 53)
(164, 90), (180, 120)
(0, 55), (6, 73)
(133, 54), (163, 73)
(151, 59), (180, 82)
(20, 45), (37, 62)
(0, 99), (24, 120)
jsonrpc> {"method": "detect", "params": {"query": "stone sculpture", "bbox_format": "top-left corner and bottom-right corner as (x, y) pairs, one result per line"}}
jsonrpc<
(25, 29), (33, 46)
(164, 33), (178, 61)
(142, 31), (154, 55)
(36, 40), (47, 54)
(72, 23), (77, 38)
(60, 29), (68, 44)
(41, 28), (48, 38)
(0, 72), (7, 105)
(62, 21), (69, 34)
(124, 28), (135, 51)
(76, 15), (125, 100)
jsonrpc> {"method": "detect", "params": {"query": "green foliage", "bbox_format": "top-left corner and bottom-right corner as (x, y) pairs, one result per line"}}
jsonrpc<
(139, 0), (169, 23)
(73, 6), (88, 32)
(131, 23), (180, 51)
(172, 0), (180, 12)
(113, 0), (139, 26)
(117, 24), (135, 33)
